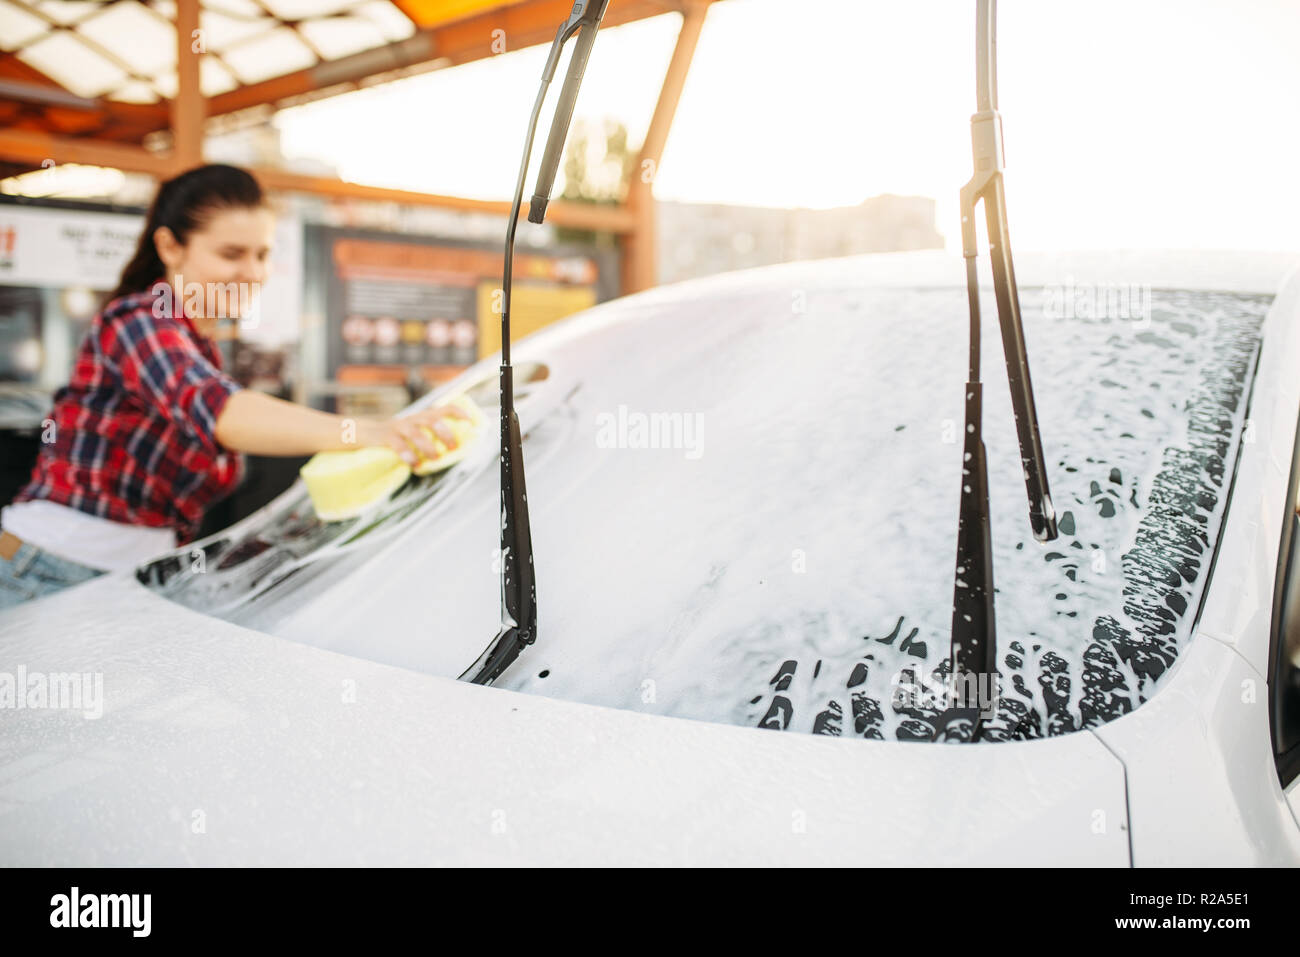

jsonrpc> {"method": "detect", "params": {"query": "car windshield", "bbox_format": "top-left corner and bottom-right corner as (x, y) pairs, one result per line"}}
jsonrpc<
(138, 272), (1271, 742)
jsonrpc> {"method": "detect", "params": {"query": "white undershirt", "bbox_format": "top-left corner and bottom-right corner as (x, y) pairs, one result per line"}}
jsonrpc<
(1, 500), (177, 572)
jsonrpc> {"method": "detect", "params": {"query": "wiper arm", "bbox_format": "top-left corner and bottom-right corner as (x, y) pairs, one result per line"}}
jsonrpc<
(933, 0), (1059, 740)
(529, 1), (608, 224)
(460, 0), (610, 685)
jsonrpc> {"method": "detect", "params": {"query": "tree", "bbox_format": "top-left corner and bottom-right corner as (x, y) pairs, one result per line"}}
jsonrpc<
(556, 117), (633, 248)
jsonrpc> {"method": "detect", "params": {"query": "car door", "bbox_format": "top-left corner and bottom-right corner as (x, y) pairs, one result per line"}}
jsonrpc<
(1271, 398), (1300, 813)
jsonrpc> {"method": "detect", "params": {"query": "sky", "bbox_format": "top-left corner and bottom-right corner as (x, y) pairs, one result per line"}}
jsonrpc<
(275, 0), (1300, 253)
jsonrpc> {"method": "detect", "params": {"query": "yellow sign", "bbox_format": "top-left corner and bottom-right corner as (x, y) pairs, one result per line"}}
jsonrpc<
(476, 282), (597, 359)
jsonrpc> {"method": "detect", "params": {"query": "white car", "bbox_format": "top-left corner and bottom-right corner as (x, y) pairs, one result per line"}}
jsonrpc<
(1, 248), (1298, 866)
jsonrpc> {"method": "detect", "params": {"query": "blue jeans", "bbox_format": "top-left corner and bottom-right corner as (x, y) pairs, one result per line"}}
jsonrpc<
(0, 540), (105, 611)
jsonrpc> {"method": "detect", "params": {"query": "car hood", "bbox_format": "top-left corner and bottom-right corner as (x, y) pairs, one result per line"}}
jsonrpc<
(0, 574), (1128, 865)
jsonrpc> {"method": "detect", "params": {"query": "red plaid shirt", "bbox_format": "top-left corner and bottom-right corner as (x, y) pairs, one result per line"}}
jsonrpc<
(14, 280), (245, 544)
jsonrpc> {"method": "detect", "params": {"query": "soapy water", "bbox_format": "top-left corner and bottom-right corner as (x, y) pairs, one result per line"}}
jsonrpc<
(138, 282), (1269, 742)
(499, 285), (1267, 741)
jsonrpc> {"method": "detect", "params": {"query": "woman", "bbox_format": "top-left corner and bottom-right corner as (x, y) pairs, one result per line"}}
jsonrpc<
(0, 163), (469, 609)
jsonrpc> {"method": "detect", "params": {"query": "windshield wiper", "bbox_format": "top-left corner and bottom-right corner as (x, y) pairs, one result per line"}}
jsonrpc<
(460, 0), (610, 685)
(932, 0), (1059, 741)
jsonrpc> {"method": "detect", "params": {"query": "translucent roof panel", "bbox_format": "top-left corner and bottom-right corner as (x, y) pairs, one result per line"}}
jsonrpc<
(17, 30), (129, 98)
(76, 2), (176, 77)
(299, 12), (401, 61)
(354, 0), (417, 42)
(33, 0), (104, 26)
(261, 0), (358, 18)
(111, 78), (160, 104)
(0, 1), (48, 51)
(0, 0), (420, 106)
(199, 6), (278, 54)
(221, 25), (317, 84)
(199, 54), (239, 97)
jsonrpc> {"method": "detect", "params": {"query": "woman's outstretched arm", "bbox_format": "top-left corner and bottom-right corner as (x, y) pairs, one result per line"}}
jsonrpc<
(214, 389), (471, 464)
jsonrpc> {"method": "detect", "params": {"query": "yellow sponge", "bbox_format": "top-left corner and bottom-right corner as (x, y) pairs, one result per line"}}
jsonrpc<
(412, 393), (486, 475)
(300, 446), (411, 522)
(299, 394), (486, 521)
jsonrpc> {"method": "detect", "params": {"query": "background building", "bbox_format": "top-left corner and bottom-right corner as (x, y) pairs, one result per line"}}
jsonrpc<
(657, 194), (943, 285)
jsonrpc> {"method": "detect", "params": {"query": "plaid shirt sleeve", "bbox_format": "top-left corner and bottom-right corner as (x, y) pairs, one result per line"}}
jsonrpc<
(104, 308), (242, 455)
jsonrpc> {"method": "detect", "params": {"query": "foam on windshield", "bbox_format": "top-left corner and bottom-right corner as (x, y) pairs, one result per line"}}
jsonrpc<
(137, 283), (1270, 743)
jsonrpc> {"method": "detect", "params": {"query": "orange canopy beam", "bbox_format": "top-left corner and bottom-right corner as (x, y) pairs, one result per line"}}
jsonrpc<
(621, 0), (710, 293)
(209, 0), (683, 118)
(0, 126), (632, 232)
(172, 0), (203, 168)
(253, 166), (637, 232)
(0, 130), (174, 177)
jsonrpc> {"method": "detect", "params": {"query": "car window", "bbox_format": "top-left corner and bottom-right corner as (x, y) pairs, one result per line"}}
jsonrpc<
(138, 284), (1272, 742)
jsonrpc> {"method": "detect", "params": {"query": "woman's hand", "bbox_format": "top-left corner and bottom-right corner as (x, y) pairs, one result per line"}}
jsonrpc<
(366, 403), (476, 466)
(214, 390), (480, 460)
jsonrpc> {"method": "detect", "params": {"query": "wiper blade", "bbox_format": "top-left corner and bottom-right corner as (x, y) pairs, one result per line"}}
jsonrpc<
(967, 0), (1056, 544)
(460, 0), (610, 685)
(529, 1), (608, 225)
(933, 0), (1059, 741)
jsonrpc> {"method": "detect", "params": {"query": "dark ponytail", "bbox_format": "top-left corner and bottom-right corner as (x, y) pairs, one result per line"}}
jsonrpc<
(110, 163), (266, 303)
